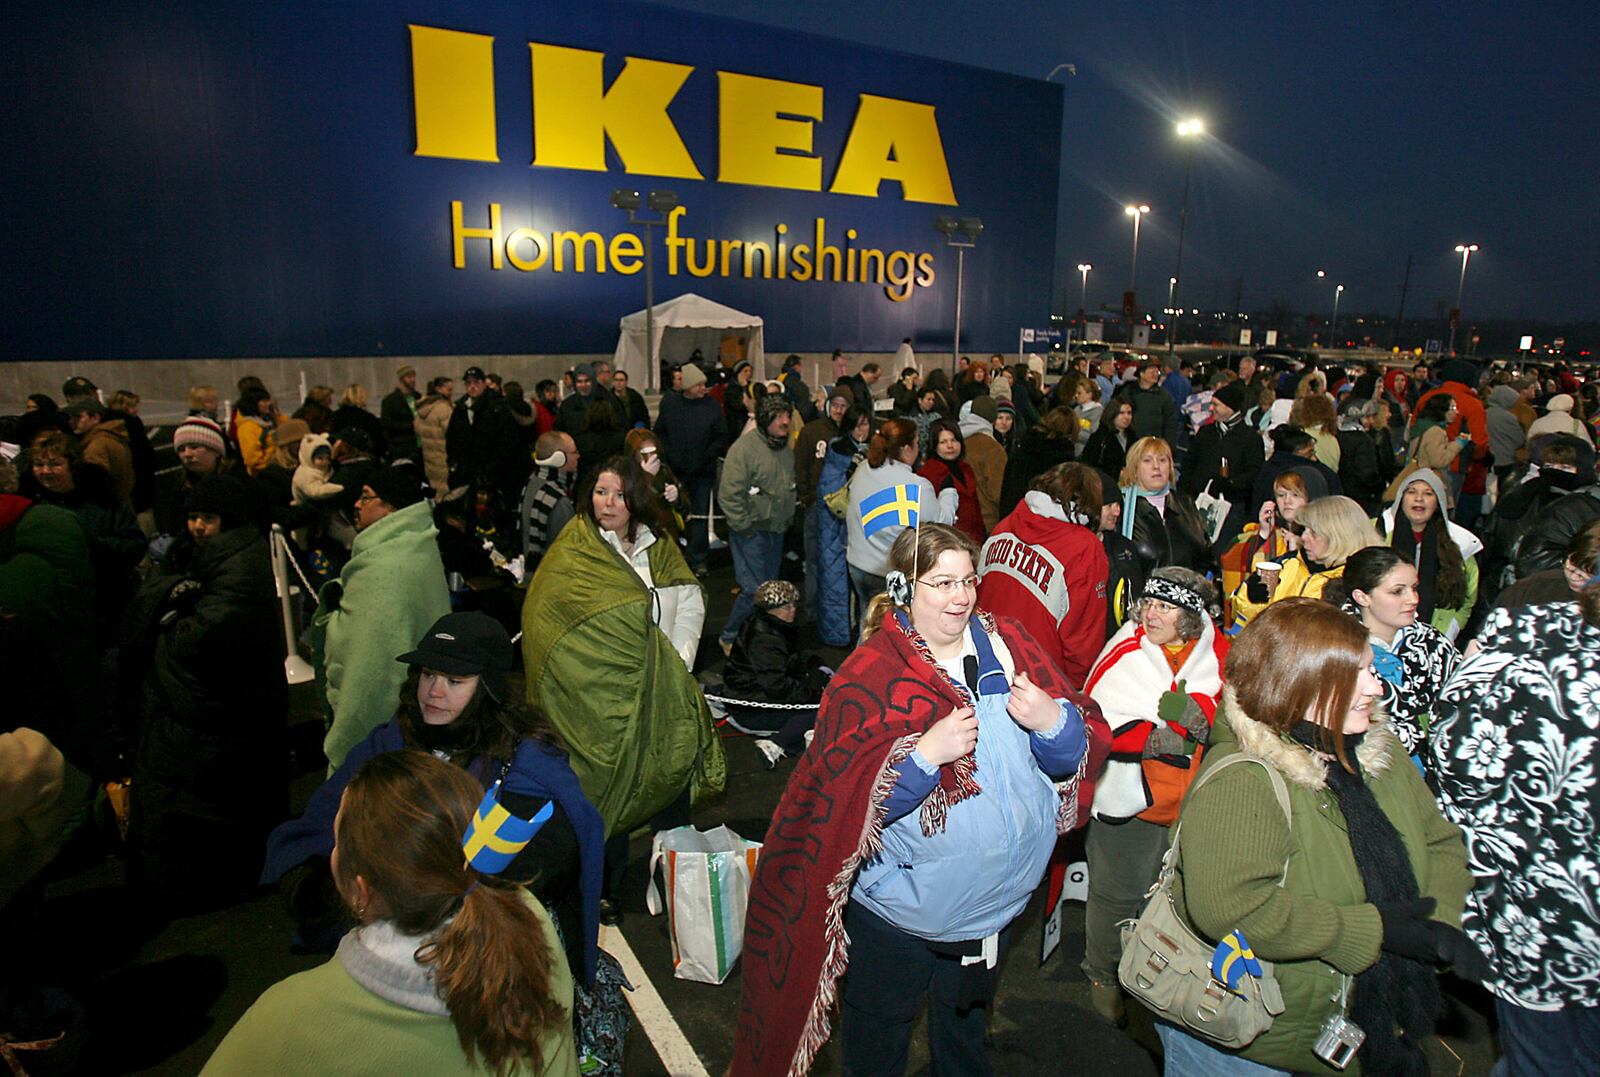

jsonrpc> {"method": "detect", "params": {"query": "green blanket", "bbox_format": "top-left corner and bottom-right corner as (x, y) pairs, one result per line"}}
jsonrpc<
(522, 518), (725, 837)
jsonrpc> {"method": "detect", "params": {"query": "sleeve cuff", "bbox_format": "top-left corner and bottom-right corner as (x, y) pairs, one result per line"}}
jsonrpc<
(1325, 903), (1383, 975)
(908, 749), (940, 776)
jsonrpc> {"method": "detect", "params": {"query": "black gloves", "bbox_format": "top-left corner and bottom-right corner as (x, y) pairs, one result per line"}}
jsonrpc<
(157, 578), (203, 626)
(1377, 898), (1493, 982)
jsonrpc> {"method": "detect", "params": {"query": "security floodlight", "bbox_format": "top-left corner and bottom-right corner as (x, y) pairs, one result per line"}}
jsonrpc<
(609, 189), (641, 211)
(934, 215), (960, 236)
(958, 218), (984, 240)
(647, 190), (680, 213)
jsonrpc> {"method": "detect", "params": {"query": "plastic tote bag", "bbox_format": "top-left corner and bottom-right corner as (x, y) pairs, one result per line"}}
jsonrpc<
(646, 824), (761, 984)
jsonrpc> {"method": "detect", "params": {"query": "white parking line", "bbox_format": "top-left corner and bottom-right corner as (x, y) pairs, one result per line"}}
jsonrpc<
(600, 924), (711, 1077)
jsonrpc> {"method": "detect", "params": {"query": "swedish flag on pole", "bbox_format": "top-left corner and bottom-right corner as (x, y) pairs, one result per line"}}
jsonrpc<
(461, 781), (554, 874)
(1210, 929), (1264, 993)
(859, 483), (921, 538)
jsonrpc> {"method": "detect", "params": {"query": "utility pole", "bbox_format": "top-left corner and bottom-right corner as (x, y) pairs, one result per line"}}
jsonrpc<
(1392, 253), (1412, 350)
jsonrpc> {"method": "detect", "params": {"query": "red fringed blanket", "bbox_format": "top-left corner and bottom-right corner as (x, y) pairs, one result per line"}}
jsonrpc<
(732, 611), (1110, 1076)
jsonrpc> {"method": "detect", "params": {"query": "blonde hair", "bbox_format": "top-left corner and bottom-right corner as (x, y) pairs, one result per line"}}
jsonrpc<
(340, 383), (368, 408)
(861, 523), (979, 640)
(1119, 436), (1173, 489)
(187, 384), (218, 411)
(1297, 495), (1382, 566)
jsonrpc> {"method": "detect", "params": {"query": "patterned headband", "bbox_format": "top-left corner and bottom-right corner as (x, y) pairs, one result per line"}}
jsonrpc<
(1141, 576), (1208, 616)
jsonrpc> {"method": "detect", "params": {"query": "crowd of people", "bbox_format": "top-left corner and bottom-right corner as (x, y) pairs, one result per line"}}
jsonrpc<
(3, 344), (1598, 1075)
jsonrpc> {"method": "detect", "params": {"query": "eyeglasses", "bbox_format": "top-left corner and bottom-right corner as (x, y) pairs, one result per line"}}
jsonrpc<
(916, 575), (979, 595)
(355, 492), (379, 504)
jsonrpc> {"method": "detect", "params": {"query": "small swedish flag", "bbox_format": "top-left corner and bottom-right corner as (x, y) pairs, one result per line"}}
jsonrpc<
(859, 483), (920, 538)
(1210, 930), (1264, 993)
(461, 781), (554, 874)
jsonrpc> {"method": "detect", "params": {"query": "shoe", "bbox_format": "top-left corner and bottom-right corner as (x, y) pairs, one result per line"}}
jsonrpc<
(719, 640), (733, 657)
(599, 898), (623, 926)
(803, 729), (815, 750)
(692, 563), (709, 578)
(1089, 980), (1127, 1028)
(754, 739), (785, 769)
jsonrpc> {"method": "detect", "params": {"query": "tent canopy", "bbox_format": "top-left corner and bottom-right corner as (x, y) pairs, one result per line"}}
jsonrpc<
(613, 293), (766, 390)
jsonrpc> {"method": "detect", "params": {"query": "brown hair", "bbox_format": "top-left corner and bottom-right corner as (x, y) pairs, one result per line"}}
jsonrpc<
(867, 418), (920, 468)
(576, 455), (670, 542)
(29, 430), (77, 464)
(1289, 393), (1336, 431)
(1030, 462), (1102, 523)
(1035, 405), (1077, 440)
(1272, 470), (1308, 500)
(1569, 520), (1600, 629)
(1226, 597), (1366, 773)
(335, 751), (567, 1074)
(862, 523), (979, 639)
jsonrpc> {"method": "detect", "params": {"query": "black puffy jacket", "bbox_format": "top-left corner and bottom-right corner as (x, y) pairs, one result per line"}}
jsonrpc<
(124, 525), (288, 904)
(1513, 483), (1600, 580)
(724, 609), (826, 705)
(1334, 428), (1385, 514)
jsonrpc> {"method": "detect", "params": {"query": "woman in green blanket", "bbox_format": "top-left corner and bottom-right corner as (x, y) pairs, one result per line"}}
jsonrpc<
(521, 456), (725, 924)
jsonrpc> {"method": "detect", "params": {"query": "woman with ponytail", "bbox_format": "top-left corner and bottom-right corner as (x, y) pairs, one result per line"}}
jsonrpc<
(733, 524), (1109, 1076)
(207, 751), (578, 1075)
(846, 417), (954, 622)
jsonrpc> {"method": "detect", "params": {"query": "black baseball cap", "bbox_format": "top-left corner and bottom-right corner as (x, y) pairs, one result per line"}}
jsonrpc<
(396, 612), (512, 701)
(462, 366), (487, 382)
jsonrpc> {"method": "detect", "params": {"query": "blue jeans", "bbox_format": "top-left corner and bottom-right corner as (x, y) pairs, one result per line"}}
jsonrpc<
(722, 529), (785, 644)
(1493, 998), (1600, 1077)
(848, 565), (886, 641)
(682, 473), (715, 569)
(803, 505), (822, 620)
(1156, 1023), (1288, 1076)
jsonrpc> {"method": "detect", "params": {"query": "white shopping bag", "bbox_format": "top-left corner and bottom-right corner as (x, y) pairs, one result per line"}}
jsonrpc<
(645, 824), (761, 984)
(1194, 481), (1233, 545)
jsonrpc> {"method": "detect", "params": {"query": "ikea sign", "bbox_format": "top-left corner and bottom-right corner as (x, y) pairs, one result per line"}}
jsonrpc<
(0, 2), (1063, 361)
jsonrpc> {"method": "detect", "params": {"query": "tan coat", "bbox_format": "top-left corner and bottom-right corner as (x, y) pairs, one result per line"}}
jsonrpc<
(1, 728), (87, 909)
(81, 419), (135, 508)
(964, 431), (1008, 532)
(412, 394), (453, 493)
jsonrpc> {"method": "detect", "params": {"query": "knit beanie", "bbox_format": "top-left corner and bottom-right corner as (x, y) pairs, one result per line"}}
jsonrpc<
(970, 396), (999, 424)
(366, 465), (427, 510)
(680, 364), (707, 390)
(757, 393), (793, 441)
(1212, 381), (1247, 413)
(173, 416), (227, 456)
(185, 474), (253, 529)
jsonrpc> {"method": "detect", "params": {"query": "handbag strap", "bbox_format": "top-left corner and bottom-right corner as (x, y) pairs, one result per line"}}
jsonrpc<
(1163, 752), (1293, 885)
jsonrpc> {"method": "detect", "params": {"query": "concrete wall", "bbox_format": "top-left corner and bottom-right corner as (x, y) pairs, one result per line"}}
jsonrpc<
(2, 351), (963, 424)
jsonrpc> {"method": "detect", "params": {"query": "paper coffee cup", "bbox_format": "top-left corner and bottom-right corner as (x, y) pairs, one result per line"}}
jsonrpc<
(1256, 560), (1282, 573)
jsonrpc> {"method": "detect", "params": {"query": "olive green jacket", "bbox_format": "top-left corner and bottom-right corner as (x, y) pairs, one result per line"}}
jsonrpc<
(1168, 688), (1471, 1074)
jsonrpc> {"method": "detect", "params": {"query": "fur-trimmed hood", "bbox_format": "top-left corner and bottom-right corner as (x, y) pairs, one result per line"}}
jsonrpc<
(1219, 684), (1398, 790)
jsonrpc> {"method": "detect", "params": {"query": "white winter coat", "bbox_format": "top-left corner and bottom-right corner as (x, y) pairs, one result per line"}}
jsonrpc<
(598, 524), (705, 670)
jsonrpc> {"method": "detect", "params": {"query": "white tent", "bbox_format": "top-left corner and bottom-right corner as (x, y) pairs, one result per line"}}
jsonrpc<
(613, 293), (766, 390)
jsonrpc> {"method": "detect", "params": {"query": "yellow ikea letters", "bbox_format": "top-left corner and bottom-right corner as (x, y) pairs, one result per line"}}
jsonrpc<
(409, 25), (957, 204)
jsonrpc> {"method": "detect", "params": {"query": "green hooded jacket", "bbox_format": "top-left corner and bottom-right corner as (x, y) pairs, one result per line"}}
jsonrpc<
(521, 517), (725, 838)
(315, 501), (450, 770)
(1168, 689), (1471, 1074)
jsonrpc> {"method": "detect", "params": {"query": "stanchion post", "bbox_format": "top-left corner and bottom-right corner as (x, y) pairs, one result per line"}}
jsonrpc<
(272, 525), (316, 685)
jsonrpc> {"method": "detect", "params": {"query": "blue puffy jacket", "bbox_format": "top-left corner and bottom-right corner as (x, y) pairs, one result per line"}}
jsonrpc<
(814, 439), (860, 646)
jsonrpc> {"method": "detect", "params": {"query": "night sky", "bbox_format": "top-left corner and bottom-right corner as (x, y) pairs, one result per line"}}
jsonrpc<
(650, 0), (1598, 328)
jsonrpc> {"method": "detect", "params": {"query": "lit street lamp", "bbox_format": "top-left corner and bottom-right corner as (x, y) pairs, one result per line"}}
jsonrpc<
(1076, 263), (1092, 346)
(1450, 243), (1479, 355)
(935, 216), (984, 374)
(1168, 118), (1203, 353)
(609, 188), (681, 391)
(1125, 204), (1149, 342)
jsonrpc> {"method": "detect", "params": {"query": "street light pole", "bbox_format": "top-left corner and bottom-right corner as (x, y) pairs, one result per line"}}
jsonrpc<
(1169, 118), (1203, 354)
(1331, 284), (1345, 345)
(935, 217), (984, 375)
(1450, 243), (1478, 355)
(610, 189), (681, 391)
(1077, 263), (1091, 347)
(1125, 204), (1149, 343)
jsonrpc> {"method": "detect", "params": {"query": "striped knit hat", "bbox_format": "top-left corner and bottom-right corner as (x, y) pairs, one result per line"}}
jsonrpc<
(173, 416), (227, 455)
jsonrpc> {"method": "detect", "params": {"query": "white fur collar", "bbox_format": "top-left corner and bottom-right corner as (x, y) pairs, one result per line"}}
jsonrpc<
(337, 918), (449, 1016)
(1220, 685), (1398, 790)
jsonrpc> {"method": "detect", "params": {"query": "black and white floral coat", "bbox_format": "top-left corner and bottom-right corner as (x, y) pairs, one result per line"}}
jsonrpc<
(1343, 601), (1460, 758)
(1429, 602), (1600, 1010)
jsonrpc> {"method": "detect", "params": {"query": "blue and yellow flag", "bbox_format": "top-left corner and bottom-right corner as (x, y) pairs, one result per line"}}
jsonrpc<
(859, 483), (920, 538)
(461, 781), (554, 874)
(1211, 930), (1264, 993)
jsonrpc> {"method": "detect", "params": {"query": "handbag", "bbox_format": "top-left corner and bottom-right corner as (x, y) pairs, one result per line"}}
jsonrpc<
(645, 824), (762, 984)
(1118, 753), (1291, 1049)
(822, 459), (859, 519)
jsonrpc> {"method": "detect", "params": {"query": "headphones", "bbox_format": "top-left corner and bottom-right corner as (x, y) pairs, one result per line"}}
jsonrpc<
(534, 449), (567, 469)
